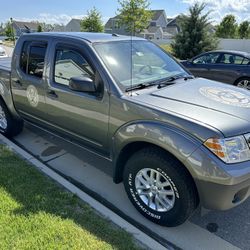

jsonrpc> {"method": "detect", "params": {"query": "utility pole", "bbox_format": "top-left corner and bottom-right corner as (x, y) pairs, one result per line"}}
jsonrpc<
(10, 17), (15, 46)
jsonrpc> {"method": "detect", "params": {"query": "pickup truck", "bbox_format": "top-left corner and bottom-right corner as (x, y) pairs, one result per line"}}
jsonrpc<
(0, 32), (250, 227)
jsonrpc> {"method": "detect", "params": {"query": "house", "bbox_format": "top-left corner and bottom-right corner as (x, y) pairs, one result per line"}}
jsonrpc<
(13, 21), (40, 37)
(50, 24), (65, 32)
(105, 10), (180, 39)
(65, 19), (81, 32)
(104, 15), (128, 35)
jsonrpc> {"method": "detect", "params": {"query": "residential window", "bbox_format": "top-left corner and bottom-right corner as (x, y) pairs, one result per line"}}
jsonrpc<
(114, 21), (120, 29)
(20, 41), (47, 78)
(54, 48), (94, 86)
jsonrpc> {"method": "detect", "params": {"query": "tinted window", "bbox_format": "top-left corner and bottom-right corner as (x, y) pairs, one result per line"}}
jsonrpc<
(218, 53), (244, 65)
(54, 48), (94, 86)
(20, 41), (31, 73)
(193, 53), (220, 64)
(28, 45), (47, 78)
(242, 58), (250, 65)
(20, 41), (47, 78)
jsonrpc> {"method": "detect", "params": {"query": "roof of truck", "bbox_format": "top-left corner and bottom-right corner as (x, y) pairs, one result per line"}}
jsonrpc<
(21, 32), (145, 43)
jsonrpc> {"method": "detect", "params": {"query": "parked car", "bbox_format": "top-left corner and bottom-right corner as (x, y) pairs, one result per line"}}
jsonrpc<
(181, 50), (250, 90)
(0, 33), (250, 227)
(0, 46), (7, 58)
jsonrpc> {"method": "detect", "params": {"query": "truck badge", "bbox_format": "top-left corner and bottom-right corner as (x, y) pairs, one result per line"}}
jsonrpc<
(27, 85), (39, 107)
(200, 87), (250, 108)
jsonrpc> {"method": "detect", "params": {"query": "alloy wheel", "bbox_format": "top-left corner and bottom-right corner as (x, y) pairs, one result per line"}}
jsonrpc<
(135, 168), (176, 212)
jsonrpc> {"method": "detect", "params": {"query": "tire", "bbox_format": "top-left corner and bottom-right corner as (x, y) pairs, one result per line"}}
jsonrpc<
(234, 77), (250, 90)
(123, 147), (198, 227)
(0, 98), (23, 138)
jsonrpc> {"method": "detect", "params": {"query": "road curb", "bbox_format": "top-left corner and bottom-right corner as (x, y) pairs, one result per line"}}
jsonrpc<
(0, 134), (168, 250)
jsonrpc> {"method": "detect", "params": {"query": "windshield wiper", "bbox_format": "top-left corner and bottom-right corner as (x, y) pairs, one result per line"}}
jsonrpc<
(157, 74), (194, 89)
(125, 74), (194, 92)
(125, 83), (154, 92)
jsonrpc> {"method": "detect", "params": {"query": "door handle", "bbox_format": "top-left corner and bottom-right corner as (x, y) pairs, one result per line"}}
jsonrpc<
(14, 80), (22, 86)
(47, 90), (58, 99)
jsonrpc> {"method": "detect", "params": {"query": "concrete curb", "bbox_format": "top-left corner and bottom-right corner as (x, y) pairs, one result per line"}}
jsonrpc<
(0, 134), (168, 250)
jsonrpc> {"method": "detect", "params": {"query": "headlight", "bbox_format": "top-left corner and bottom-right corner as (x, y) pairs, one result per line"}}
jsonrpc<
(204, 136), (250, 163)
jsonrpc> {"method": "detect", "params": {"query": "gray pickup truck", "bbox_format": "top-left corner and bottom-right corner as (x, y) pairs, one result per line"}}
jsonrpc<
(0, 32), (250, 227)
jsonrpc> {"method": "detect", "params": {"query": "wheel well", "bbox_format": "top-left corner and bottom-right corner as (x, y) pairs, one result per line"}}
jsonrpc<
(114, 142), (199, 205)
(233, 76), (250, 86)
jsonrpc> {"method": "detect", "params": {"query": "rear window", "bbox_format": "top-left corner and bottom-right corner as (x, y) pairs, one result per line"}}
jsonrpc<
(20, 41), (47, 78)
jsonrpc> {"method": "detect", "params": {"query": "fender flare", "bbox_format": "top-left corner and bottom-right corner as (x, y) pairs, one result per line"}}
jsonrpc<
(0, 79), (20, 119)
(112, 120), (202, 183)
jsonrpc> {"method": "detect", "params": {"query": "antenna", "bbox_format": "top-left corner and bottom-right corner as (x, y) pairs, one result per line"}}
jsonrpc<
(130, 21), (134, 97)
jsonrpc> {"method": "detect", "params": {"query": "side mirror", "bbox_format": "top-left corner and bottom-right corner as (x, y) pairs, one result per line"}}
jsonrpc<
(187, 59), (193, 64)
(69, 76), (96, 93)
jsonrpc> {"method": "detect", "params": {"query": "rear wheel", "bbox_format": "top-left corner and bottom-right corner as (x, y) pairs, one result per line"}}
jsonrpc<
(123, 147), (198, 227)
(0, 99), (23, 138)
(235, 77), (250, 90)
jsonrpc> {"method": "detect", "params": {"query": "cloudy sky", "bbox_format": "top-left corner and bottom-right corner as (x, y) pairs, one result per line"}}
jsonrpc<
(0, 0), (249, 25)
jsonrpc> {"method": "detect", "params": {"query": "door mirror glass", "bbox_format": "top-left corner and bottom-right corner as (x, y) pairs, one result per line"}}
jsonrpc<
(69, 76), (96, 92)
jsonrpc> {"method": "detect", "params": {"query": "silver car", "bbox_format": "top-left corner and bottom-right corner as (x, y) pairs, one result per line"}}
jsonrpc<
(0, 46), (7, 58)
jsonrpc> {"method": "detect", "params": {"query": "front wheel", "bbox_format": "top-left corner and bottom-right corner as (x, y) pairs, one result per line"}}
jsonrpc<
(0, 99), (23, 138)
(123, 147), (198, 227)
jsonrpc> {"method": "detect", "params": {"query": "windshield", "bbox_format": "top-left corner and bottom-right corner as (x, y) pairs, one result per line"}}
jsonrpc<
(94, 40), (188, 91)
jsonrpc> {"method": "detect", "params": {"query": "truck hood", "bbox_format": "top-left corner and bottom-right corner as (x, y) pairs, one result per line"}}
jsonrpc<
(134, 78), (250, 138)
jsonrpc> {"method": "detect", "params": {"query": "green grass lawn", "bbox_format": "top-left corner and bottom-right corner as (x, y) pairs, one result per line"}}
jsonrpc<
(0, 145), (142, 250)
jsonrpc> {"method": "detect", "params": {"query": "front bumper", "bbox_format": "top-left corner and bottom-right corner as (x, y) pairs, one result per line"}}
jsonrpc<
(186, 146), (250, 210)
(195, 177), (250, 210)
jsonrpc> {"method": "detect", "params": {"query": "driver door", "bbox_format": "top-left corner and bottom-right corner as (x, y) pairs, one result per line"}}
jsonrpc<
(45, 41), (110, 155)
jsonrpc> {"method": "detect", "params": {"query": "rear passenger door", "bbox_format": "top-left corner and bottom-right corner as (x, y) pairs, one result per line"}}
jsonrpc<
(11, 40), (48, 122)
(214, 53), (246, 84)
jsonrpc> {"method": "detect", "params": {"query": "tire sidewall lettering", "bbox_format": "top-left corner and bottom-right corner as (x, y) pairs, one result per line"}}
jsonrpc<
(128, 173), (162, 220)
(156, 167), (180, 199)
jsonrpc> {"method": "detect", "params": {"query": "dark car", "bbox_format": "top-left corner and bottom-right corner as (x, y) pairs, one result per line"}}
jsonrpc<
(181, 50), (250, 90)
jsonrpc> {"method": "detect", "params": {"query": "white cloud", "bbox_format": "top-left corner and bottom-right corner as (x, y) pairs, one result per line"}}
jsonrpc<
(181, 0), (250, 23)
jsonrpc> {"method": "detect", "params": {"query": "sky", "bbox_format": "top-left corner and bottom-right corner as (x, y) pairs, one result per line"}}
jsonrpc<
(0, 0), (250, 25)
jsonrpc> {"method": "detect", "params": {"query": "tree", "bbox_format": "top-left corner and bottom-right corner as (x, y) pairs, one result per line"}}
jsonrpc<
(238, 21), (249, 39)
(171, 3), (217, 60)
(37, 24), (43, 32)
(0, 23), (4, 35)
(81, 7), (104, 32)
(216, 15), (238, 38)
(4, 22), (13, 38)
(117, 0), (152, 35)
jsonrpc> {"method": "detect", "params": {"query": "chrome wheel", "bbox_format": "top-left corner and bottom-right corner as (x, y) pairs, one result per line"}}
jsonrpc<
(135, 168), (175, 212)
(0, 105), (7, 130)
(237, 79), (250, 90)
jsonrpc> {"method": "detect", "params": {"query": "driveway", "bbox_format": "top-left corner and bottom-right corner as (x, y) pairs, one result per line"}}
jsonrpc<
(12, 123), (249, 250)
(1, 45), (13, 57)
